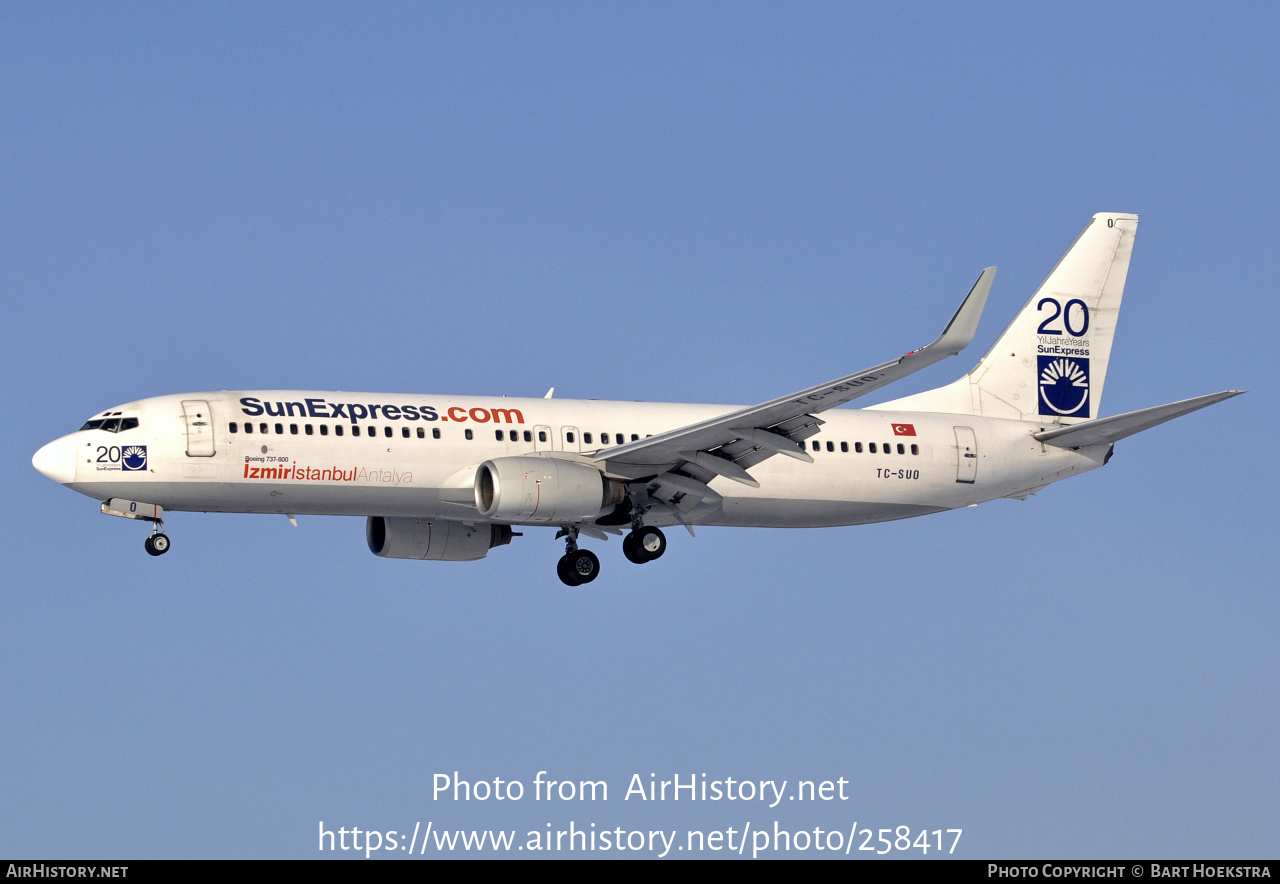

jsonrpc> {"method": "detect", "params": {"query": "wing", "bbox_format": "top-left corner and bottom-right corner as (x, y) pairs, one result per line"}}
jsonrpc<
(594, 268), (996, 501)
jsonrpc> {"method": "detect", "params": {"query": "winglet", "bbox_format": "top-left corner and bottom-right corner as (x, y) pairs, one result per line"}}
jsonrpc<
(923, 266), (995, 357)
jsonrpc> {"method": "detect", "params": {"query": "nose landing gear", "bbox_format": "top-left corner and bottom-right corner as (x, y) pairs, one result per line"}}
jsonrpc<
(99, 498), (170, 556)
(144, 523), (171, 556)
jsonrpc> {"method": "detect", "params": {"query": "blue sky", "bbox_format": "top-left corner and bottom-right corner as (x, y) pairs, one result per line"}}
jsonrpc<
(2, 3), (1275, 858)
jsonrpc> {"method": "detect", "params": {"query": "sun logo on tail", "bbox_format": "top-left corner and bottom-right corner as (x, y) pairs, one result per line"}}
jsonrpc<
(1038, 356), (1090, 417)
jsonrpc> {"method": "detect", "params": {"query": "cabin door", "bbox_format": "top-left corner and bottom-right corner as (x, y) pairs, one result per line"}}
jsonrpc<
(182, 400), (216, 457)
(954, 426), (977, 483)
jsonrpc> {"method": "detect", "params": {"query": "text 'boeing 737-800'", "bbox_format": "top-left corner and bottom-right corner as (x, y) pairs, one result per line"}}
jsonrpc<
(33, 213), (1242, 584)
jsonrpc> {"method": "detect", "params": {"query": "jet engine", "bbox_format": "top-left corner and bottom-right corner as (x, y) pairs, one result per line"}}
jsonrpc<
(474, 456), (625, 523)
(366, 516), (514, 561)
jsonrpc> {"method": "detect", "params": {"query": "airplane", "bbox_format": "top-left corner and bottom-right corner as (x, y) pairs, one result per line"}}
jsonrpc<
(32, 212), (1241, 585)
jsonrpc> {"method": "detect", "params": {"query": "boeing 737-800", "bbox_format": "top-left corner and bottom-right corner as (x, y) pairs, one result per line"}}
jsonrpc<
(33, 213), (1240, 584)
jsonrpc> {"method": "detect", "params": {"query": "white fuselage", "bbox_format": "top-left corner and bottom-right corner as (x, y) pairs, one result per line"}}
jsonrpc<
(41, 390), (1107, 530)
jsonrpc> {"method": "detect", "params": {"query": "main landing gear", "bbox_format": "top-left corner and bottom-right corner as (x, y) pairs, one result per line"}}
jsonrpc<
(553, 520), (668, 586)
(144, 523), (171, 557)
(623, 525), (666, 564)
(556, 527), (600, 586)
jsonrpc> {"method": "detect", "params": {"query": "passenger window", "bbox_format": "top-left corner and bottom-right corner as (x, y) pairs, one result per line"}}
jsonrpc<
(869, 443), (876, 453)
(523, 430), (531, 442)
(827, 441), (834, 452)
(416, 427), (425, 439)
(465, 429), (473, 440)
(244, 423), (253, 434)
(840, 441), (848, 452)
(335, 425), (344, 437)
(274, 423), (283, 434)
(602, 433), (611, 444)
(320, 424), (328, 436)
(584, 433), (593, 444)
(910, 444), (919, 455)
(566, 432), (575, 443)
(631, 434), (638, 441)
(538, 431), (546, 442)
(432, 428), (441, 439)
(384, 426), (392, 438)
(260, 423), (268, 434)
(402, 427), (409, 438)
(496, 430), (505, 441)
(120, 417), (138, 431)
(230, 422), (238, 434)
(290, 424), (298, 435)
(884, 442), (892, 454)
(897, 443), (904, 454)
(305, 424), (313, 435)
(812, 440), (820, 451)
(352, 426), (361, 437)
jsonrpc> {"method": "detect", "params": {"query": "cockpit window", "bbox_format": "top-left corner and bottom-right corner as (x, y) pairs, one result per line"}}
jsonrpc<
(79, 416), (139, 432)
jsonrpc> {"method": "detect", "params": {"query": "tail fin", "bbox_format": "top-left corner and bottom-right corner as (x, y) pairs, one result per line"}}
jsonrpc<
(877, 212), (1138, 423)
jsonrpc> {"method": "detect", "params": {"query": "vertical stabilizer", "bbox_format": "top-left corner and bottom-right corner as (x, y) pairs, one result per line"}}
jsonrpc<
(875, 213), (1138, 423)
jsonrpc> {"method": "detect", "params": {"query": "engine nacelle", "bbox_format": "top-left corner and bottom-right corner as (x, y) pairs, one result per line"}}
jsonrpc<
(366, 516), (514, 561)
(474, 456), (625, 523)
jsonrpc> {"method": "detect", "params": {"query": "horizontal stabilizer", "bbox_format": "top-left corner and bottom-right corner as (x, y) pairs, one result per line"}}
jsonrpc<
(1034, 391), (1244, 449)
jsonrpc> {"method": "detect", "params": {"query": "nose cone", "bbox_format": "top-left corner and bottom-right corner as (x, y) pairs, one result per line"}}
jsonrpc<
(33, 435), (77, 484)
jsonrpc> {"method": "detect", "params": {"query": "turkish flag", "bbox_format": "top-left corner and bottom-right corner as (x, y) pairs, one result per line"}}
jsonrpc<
(892, 423), (916, 436)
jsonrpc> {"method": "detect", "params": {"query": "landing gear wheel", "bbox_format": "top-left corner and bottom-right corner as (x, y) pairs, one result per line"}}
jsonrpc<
(557, 554), (583, 586)
(623, 531), (646, 564)
(635, 526), (665, 561)
(145, 533), (170, 556)
(564, 549), (600, 585)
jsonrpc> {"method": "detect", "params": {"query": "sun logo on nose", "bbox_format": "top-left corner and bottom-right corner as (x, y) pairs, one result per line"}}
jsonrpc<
(122, 445), (148, 471)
